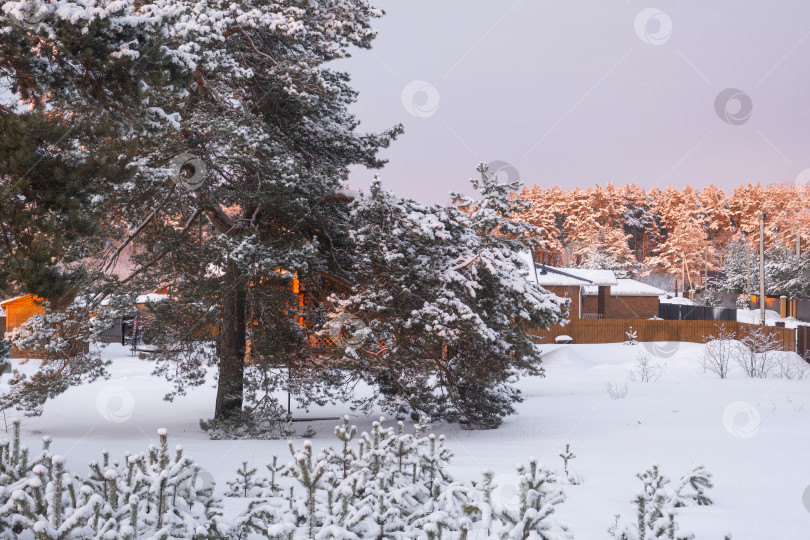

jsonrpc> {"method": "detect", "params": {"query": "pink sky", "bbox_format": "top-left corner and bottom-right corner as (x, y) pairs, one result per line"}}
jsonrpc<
(335, 1), (810, 202)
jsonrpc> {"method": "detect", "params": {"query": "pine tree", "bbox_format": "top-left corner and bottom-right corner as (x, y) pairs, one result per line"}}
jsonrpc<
(338, 165), (567, 428)
(0, 0), (401, 436)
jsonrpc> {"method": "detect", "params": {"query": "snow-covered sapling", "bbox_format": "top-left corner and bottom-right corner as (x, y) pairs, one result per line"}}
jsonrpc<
(496, 458), (571, 539)
(624, 327), (638, 345)
(672, 465), (714, 507)
(331, 415), (357, 479)
(284, 439), (332, 538)
(609, 465), (727, 540)
(555, 443), (583, 485)
(227, 461), (267, 498)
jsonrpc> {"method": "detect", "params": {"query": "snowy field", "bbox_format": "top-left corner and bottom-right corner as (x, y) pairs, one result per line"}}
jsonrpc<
(2, 342), (809, 538)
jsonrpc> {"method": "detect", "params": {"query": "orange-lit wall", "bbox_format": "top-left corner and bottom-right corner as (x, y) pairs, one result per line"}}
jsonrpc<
(3, 296), (45, 332)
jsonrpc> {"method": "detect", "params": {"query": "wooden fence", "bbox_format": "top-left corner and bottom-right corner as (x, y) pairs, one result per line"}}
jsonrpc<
(527, 318), (797, 352)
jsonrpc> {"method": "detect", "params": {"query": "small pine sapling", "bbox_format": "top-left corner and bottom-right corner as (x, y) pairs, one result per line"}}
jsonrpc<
(265, 455), (283, 496)
(609, 465), (727, 540)
(330, 415), (357, 479)
(624, 327), (639, 345)
(672, 465), (714, 507)
(284, 439), (332, 538)
(496, 458), (571, 540)
(554, 444), (583, 485)
(227, 461), (268, 498)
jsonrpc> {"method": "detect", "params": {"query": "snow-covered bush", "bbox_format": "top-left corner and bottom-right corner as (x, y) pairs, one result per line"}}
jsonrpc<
(0, 338), (10, 365)
(608, 464), (727, 540)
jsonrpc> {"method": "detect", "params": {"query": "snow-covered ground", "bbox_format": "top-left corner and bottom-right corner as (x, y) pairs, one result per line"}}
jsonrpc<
(736, 307), (804, 329)
(2, 343), (809, 539)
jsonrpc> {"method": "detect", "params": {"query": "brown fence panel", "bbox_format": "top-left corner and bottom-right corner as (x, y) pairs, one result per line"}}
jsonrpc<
(797, 325), (809, 359)
(529, 319), (796, 352)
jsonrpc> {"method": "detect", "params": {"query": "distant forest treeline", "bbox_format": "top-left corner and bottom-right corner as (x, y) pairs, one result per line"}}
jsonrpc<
(515, 182), (810, 291)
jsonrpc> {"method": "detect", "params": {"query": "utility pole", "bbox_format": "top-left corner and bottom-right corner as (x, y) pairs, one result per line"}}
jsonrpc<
(704, 247), (708, 288)
(745, 238), (751, 297)
(759, 211), (766, 326)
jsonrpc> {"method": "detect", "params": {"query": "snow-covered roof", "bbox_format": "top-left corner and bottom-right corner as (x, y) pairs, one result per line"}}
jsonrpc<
(556, 268), (618, 286)
(0, 294), (34, 307)
(532, 268), (592, 287)
(583, 279), (666, 297)
(660, 295), (695, 305)
(517, 255), (619, 287)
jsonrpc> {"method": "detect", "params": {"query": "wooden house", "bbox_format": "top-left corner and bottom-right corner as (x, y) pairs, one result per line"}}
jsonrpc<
(0, 295), (45, 334)
(582, 279), (665, 319)
(523, 258), (664, 320)
(524, 260), (617, 319)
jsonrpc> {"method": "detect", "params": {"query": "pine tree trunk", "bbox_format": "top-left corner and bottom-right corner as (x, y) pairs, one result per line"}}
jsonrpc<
(215, 260), (246, 419)
(641, 231), (646, 261)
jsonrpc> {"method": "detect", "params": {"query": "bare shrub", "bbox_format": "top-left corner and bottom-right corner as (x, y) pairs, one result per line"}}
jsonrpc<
(606, 381), (629, 399)
(627, 351), (665, 383)
(703, 327), (738, 379)
(776, 353), (810, 380)
(734, 326), (780, 378)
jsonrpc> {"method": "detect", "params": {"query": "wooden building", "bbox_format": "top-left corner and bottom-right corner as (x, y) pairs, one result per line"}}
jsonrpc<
(0, 295), (45, 334)
(522, 257), (664, 320)
(526, 262), (618, 320)
(582, 279), (665, 319)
